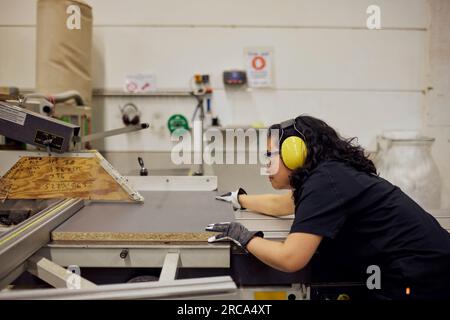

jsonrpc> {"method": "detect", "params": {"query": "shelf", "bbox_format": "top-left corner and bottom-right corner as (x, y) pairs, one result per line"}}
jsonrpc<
(92, 88), (193, 97)
(18, 88), (199, 98)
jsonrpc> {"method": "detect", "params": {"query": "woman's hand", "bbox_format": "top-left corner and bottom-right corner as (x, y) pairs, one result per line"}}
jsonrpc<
(215, 188), (248, 210)
(205, 221), (264, 249)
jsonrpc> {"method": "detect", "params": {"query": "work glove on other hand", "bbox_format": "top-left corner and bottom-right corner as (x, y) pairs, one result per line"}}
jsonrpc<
(205, 221), (264, 249)
(215, 187), (247, 211)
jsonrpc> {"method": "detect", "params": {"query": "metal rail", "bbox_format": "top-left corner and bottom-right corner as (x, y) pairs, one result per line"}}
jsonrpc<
(0, 198), (84, 289)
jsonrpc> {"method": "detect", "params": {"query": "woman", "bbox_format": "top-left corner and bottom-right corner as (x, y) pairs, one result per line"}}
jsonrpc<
(207, 115), (450, 300)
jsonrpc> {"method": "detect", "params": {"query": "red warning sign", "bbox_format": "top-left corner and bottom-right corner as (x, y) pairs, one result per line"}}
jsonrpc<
(246, 48), (274, 88)
(251, 56), (266, 71)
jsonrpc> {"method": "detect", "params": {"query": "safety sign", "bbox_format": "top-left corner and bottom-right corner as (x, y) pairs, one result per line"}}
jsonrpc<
(245, 47), (274, 88)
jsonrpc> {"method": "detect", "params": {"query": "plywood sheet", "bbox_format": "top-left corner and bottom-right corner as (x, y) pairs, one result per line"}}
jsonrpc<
(0, 153), (139, 202)
(52, 191), (234, 242)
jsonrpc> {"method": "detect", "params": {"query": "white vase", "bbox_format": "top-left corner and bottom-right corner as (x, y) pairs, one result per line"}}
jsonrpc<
(375, 131), (442, 210)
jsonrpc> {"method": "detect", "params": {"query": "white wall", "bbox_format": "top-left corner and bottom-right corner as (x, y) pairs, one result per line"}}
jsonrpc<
(1, 0), (448, 205)
(424, 0), (450, 208)
(0, 0), (428, 150)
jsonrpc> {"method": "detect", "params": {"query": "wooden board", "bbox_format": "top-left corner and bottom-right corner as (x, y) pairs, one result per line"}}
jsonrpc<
(52, 191), (234, 242)
(0, 153), (138, 202)
(51, 231), (215, 242)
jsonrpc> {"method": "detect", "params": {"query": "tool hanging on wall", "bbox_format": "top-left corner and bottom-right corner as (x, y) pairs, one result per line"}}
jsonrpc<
(167, 114), (189, 135)
(190, 74), (212, 96)
(120, 102), (141, 126)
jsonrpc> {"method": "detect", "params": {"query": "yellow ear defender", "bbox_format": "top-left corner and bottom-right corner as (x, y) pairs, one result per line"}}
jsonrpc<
(281, 136), (308, 170)
(279, 118), (308, 170)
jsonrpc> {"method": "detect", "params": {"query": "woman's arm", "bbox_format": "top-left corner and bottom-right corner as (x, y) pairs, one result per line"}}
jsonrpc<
(238, 191), (295, 216)
(246, 233), (322, 272)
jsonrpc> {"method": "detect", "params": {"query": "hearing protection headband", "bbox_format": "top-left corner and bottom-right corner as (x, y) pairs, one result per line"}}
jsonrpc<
(279, 118), (306, 141)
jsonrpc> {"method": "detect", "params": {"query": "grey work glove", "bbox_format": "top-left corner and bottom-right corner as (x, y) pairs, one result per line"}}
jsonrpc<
(215, 187), (247, 211)
(205, 222), (264, 249)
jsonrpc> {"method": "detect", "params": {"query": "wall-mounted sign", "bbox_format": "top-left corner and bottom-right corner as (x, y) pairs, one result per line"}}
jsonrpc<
(245, 47), (274, 88)
(124, 73), (157, 93)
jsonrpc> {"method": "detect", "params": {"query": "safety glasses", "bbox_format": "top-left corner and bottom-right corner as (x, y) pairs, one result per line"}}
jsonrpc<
(264, 150), (280, 158)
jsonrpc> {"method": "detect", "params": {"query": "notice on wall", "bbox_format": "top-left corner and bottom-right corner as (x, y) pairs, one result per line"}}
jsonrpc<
(124, 73), (157, 93)
(245, 47), (275, 88)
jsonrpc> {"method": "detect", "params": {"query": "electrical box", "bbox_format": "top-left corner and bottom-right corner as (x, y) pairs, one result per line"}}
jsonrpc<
(223, 70), (247, 86)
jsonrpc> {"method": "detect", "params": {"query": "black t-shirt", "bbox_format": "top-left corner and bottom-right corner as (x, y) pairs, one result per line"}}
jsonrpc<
(290, 160), (450, 299)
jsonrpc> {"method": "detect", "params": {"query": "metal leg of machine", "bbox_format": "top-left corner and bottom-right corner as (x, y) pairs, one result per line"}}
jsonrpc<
(27, 255), (96, 289)
(159, 252), (181, 282)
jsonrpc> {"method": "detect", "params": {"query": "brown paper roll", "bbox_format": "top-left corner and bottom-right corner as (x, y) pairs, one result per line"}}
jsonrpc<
(36, 0), (93, 105)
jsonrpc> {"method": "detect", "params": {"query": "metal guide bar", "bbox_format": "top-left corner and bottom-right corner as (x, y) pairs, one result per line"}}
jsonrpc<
(0, 198), (84, 288)
(95, 152), (144, 202)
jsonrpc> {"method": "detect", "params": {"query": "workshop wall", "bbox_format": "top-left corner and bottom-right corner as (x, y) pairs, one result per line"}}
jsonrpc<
(0, 0), (427, 149)
(0, 0), (448, 206)
(424, 0), (450, 208)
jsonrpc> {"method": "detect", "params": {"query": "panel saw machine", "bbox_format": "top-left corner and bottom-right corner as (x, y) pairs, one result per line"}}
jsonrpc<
(0, 96), (310, 300)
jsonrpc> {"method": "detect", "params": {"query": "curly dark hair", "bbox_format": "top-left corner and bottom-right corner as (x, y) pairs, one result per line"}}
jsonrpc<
(269, 115), (377, 200)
